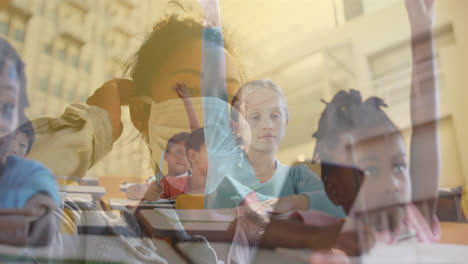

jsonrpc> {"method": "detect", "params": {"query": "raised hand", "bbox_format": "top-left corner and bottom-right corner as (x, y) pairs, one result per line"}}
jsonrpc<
(172, 82), (191, 99)
(196, 0), (221, 27)
(86, 78), (135, 142)
(406, 0), (440, 226)
(405, 0), (435, 34)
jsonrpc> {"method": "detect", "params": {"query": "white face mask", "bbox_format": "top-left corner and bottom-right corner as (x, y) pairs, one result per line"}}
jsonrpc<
(140, 96), (205, 173)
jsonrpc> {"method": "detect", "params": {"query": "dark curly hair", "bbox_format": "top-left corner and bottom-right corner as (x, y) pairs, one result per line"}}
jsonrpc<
(312, 89), (399, 162)
(125, 10), (244, 100)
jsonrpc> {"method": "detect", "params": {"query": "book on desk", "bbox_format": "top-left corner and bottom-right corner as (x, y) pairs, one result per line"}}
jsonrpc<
(109, 199), (175, 211)
(58, 185), (106, 199)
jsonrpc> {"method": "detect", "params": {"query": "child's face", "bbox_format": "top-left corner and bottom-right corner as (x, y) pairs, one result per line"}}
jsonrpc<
(352, 133), (410, 212)
(165, 142), (190, 176)
(236, 88), (288, 153)
(150, 39), (241, 103)
(0, 58), (19, 137)
(6, 131), (28, 158)
(323, 129), (410, 231)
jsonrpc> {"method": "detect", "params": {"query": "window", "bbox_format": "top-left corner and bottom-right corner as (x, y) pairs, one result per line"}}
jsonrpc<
(44, 43), (53, 55)
(0, 21), (9, 36)
(342, 0), (364, 21)
(40, 1), (46, 16)
(14, 28), (24, 43)
(71, 55), (79, 68)
(39, 77), (49, 92)
(57, 49), (66, 62)
(51, 11), (57, 24)
(52, 82), (62, 97)
(84, 61), (91, 73)
(67, 88), (75, 101)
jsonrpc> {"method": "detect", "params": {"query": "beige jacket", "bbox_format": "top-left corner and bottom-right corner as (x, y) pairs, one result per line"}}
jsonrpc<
(29, 103), (114, 178)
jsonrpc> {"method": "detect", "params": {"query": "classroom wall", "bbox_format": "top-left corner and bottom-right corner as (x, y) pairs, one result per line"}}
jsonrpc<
(273, 0), (467, 188)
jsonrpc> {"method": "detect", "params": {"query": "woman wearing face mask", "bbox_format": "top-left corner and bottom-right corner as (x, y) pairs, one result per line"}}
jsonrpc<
(28, 2), (244, 182)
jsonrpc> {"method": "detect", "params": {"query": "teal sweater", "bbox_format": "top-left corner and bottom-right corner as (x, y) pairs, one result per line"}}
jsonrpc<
(201, 28), (344, 217)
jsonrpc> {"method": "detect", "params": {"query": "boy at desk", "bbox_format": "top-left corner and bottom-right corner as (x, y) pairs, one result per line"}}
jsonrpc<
(0, 38), (60, 246)
(234, 0), (440, 260)
(126, 82), (199, 200)
(0, 39), (60, 209)
(126, 131), (191, 200)
(143, 127), (208, 200)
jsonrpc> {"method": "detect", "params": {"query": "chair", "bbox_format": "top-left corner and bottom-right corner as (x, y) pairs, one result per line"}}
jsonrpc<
(175, 194), (205, 209)
(437, 186), (467, 222)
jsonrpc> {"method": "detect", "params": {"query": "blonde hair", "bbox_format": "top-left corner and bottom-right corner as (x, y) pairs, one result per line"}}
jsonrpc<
(230, 79), (288, 122)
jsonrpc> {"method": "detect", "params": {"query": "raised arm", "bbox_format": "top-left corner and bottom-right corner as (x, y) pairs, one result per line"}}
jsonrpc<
(199, 0), (228, 101)
(198, 0), (242, 198)
(406, 0), (439, 217)
(173, 82), (201, 131)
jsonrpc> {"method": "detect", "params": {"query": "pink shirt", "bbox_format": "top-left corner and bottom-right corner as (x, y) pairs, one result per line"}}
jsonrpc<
(294, 203), (440, 243)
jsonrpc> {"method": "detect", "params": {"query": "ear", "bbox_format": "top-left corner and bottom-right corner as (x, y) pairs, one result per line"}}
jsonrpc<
(129, 99), (149, 136)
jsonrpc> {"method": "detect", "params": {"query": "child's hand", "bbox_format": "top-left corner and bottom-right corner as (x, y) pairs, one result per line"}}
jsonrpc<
(126, 184), (147, 200)
(272, 195), (309, 214)
(405, 0), (434, 34)
(142, 181), (164, 201)
(172, 82), (191, 99)
(333, 228), (375, 257)
(196, 0), (221, 27)
(240, 198), (277, 218)
(86, 78), (135, 142)
(228, 208), (269, 245)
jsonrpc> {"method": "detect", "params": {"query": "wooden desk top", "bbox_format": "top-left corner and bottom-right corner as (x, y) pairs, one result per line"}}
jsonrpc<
(440, 222), (468, 245)
(139, 208), (234, 241)
(59, 185), (106, 196)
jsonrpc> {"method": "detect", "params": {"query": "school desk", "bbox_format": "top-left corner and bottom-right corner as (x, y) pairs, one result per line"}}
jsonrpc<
(108, 198), (175, 211)
(0, 234), (185, 263)
(60, 192), (95, 210)
(440, 221), (468, 245)
(187, 242), (468, 264)
(70, 210), (137, 236)
(58, 185), (106, 200)
(139, 208), (236, 242)
(119, 183), (140, 192)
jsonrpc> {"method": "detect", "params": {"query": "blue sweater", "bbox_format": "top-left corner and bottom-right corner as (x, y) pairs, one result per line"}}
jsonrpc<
(0, 155), (60, 209)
